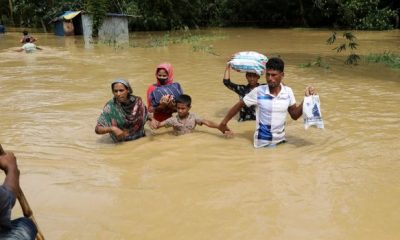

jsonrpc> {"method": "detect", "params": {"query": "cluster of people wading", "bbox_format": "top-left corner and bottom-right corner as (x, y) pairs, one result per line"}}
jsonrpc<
(1, 46), (316, 239)
(14, 31), (42, 53)
(95, 58), (316, 148)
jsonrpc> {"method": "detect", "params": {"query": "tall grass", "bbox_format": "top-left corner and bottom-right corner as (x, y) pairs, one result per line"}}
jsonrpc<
(364, 52), (400, 69)
(129, 30), (225, 55)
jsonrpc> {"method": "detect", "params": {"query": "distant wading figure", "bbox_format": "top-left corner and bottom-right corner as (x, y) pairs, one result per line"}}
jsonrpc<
(20, 30), (36, 44)
(95, 79), (148, 142)
(15, 38), (42, 53)
(146, 63), (184, 122)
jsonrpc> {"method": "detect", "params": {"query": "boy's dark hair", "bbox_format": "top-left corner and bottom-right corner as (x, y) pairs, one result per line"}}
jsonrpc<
(265, 57), (284, 72)
(176, 94), (192, 107)
(23, 30), (28, 35)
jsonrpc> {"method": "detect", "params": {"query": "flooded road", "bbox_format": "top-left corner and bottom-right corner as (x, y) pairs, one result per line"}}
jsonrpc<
(0, 28), (399, 239)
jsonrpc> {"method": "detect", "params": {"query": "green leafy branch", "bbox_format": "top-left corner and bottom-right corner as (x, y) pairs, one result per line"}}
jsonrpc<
(327, 31), (360, 65)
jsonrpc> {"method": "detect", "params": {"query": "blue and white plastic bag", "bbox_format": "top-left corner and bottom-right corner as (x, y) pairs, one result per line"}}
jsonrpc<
(303, 95), (324, 129)
(229, 51), (268, 76)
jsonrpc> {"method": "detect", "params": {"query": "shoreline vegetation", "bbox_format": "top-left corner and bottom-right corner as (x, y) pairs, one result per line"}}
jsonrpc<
(1, 0), (399, 32)
(364, 52), (400, 69)
(102, 30), (224, 56)
(3, 0), (398, 69)
(300, 52), (400, 70)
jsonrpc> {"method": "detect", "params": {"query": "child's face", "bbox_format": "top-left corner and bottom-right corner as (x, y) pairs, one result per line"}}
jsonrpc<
(176, 103), (190, 118)
(245, 72), (260, 87)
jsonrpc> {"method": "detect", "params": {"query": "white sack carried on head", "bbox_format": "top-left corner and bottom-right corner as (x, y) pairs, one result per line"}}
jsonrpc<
(303, 95), (324, 129)
(229, 51), (268, 76)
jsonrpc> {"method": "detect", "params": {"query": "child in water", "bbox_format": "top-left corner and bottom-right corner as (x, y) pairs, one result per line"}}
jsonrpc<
(20, 30), (37, 44)
(151, 94), (232, 136)
(223, 63), (261, 121)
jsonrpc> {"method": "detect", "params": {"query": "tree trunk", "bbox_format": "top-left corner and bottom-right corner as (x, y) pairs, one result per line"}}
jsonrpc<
(41, 19), (47, 33)
(298, 0), (308, 27)
(8, 0), (14, 26)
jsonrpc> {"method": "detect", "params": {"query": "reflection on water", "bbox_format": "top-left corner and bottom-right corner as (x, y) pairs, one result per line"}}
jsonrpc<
(1, 28), (400, 240)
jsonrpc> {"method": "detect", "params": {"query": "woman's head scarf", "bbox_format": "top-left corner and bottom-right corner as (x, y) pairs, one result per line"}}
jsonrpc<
(111, 79), (133, 94)
(155, 63), (174, 86)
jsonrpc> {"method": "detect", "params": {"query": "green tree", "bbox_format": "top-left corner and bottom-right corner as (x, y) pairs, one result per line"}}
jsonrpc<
(313, 0), (396, 29)
(85, 0), (108, 36)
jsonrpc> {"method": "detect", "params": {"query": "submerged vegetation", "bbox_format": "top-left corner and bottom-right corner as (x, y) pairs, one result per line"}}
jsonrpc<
(301, 31), (361, 68)
(142, 31), (225, 48)
(129, 30), (224, 55)
(101, 30), (224, 55)
(364, 52), (400, 69)
(327, 31), (360, 65)
(300, 56), (330, 69)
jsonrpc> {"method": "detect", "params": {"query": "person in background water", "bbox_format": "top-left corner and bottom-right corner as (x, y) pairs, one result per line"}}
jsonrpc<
(20, 30), (36, 44)
(15, 38), (42, 53)
(223, 62), (261, 121)
(0, 151), (37, 240)
(218, 57), (316, 148)
(151, 94), (231, 136)
(95, 79), (149, 142)
(146, 63), (183, 122)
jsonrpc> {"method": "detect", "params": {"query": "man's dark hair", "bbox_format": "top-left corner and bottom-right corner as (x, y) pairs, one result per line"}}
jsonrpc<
(23, 30), (28, 35)
(176, 94), (192, 107)
(266, 57), (284, 72)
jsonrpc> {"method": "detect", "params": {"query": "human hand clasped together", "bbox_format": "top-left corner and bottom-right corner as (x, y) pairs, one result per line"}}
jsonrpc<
(159, 94), (175, 108)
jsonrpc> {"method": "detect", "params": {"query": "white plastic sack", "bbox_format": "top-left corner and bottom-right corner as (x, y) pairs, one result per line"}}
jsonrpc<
(229, 51), (268, 76)
(303, 95), (324, 129)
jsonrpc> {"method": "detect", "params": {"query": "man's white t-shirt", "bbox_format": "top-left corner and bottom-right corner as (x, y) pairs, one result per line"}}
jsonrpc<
(243, 84), (296, 148)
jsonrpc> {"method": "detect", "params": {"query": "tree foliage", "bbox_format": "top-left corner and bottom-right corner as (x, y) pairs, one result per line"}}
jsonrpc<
(327, 31), (360, 65)
(85, 0), (108, 36)
(1, 0), (398, 30)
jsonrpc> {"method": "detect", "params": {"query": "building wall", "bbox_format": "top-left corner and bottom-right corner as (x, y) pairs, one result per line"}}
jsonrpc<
(54, 21), (65, 36)
(98, 17), (129, 44)
(82, 14), (93, 45)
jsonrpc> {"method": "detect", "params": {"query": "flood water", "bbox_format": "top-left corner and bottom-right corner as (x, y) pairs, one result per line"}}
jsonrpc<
(0, 28), (399, 239)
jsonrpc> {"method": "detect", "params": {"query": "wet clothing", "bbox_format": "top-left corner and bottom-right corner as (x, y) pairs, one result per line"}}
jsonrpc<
(97, 95), (148, 142)
(0, 186), (37, 240)
(149, 83), (183, 108)
(243, 84), (296, 148)
(223, 78), (259, 121)
(147, 63), (183, 122)
(164, 113), (203, 135)
(22, 43), (37, 53)
(21, 36), (34, 44)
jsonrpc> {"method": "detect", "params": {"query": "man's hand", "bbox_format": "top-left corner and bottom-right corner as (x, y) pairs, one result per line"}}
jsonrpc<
(223, 130), (234, 138)
(0, 151), (20, 196)
(0, 151), (17, 173)
(150, 119), (160, 129)
(218, 123), (231, 135)
(305, 86), (316, 96)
